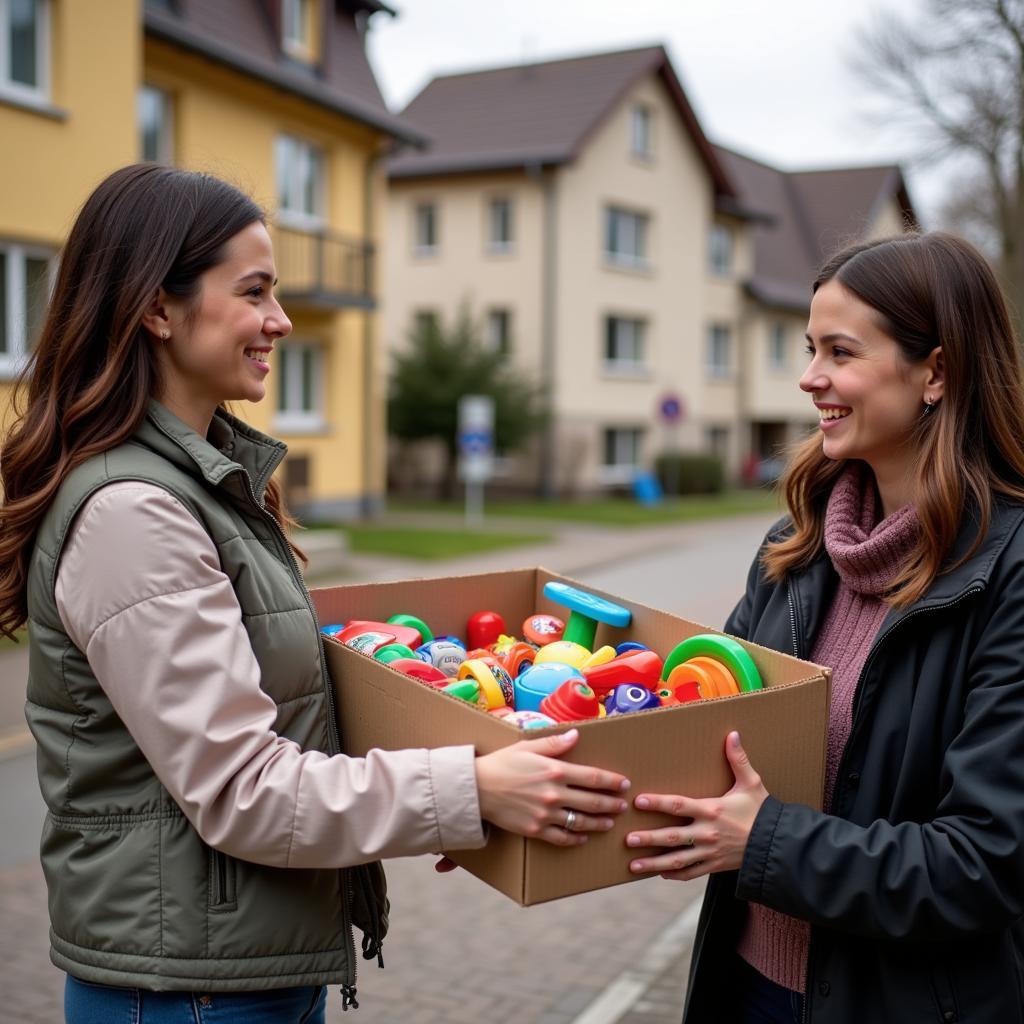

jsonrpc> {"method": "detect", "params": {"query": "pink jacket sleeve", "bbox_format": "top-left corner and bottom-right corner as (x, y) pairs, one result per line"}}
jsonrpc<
(54, 481), (485, 868)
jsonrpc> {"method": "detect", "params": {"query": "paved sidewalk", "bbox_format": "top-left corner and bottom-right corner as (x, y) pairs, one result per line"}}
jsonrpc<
(0, 510), (776, 1022)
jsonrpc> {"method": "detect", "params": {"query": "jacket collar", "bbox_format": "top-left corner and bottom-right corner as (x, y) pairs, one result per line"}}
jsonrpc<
(136, 400), (288, 506)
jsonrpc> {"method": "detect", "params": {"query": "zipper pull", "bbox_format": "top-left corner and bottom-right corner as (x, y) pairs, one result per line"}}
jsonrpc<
(340, 984), (359, 1010)
(362, 932), (384, 968)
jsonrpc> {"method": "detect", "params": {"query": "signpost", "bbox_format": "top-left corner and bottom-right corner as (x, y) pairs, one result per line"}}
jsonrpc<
(457, 395), (495, 528)
(658, 392), (686, 497)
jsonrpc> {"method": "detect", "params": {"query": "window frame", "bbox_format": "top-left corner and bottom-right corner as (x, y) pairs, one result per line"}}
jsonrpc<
(603, 315), (647, 374)
(767, 321), (788, 372)
(708, 223), (733, 277)
(600, 426), (644, 485)
(630, 104), (652, 160)
(274, 134), (326, 230)
(413, 201), (438, 256)
(604, 206), (650, 269)
(486, 196), (514, 254)
(0, 0), (50, 105)
(281, 0), (311, 58)
(138, 83), (174, 164)
(0, 239), (54, 378)
(274, 338), (326, 434)
(485, 308), (511, 356)
(707, 323), (733, 379)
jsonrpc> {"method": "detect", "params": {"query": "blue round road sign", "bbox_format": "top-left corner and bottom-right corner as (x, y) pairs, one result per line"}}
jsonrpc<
(659, 394), (684, 423)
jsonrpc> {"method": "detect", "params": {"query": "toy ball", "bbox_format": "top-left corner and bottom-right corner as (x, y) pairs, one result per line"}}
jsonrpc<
(522, 614), (565, 646)
(534, 640), (591, 669)
(504, 710), (558, 730)
(540, 680), (601, 723)
(467, 610), (507, 651)
(605, 684), (662, 716)
(434, 635), (467, 649)
(514, 662), (585, 713)
(416, 639), (467, 677)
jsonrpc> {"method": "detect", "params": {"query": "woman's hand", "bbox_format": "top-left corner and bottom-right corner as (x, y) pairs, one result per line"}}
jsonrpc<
(626, 731), (768, 880)
(474, 728), (630, 847)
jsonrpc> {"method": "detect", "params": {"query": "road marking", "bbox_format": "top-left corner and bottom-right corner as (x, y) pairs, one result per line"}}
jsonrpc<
(571, 893), (703, 1024)
(0, 727), (34, 761)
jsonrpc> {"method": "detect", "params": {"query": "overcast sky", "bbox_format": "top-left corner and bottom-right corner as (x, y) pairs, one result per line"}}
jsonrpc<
(365, 0), (945, 221)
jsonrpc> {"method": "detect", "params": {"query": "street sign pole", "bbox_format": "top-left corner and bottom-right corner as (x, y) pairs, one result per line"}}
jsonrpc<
(658, 393), (685, 498)
(457, 395), (495, 530)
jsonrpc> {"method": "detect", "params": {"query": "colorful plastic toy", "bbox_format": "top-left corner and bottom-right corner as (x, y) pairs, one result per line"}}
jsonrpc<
(582, 645), (617, 669)
(615, 641), (648, 656)
(489, 634), (518, 656)
(497, 641), (539, 677)
(605, 684), (661, 715)
(504, 710), (558, 730)
(334, 620), (423, 655)
(387, 613), (433, 644)
(458, 658), (515, 709)
(661, 634), (763, 692)
(540, 680), (601, 723)
(533, 640), (591, 669)
(582, 648), (663, 698)
(442, 678), (482, 704)
(320, 623), (347, 638)
(667, 656), (740, 699)
(416, 639), (467, 677)
(514, 662), (585, 712)
(522, 614), (565, 646)
(373, 643), (417, 665)
(467, 610), (507, 651)
(542, 582), (632, 651)
(387, 658), (449, 686)
(658, 682), (701, 706)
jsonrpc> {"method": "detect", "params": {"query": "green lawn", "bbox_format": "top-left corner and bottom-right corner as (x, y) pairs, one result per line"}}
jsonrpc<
(390, 488), (782, 527)
(341, 524), (551, 560)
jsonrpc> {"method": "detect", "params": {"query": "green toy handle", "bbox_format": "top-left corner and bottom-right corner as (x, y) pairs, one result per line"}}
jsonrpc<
(661, 634), (763, 692)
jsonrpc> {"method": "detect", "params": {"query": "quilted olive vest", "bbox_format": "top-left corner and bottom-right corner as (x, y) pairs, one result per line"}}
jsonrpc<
(24, 400), (387, 993)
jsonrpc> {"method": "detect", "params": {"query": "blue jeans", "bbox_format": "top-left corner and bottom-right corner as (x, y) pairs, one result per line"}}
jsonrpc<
(731, 956), (805, 1024)
(65, 975), (327, 1024)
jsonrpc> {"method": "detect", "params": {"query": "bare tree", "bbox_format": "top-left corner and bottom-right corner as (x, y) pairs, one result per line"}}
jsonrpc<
(851, 0), (1024, 322)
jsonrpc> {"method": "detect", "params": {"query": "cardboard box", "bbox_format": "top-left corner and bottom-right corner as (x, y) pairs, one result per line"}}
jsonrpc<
(312, 567), (830, 906)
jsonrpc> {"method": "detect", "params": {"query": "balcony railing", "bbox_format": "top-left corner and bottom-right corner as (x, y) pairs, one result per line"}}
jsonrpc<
(274, 223), (375, 309)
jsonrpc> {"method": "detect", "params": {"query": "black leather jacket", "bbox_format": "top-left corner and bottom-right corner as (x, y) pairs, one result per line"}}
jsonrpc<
(684, 503), (1024, 1024)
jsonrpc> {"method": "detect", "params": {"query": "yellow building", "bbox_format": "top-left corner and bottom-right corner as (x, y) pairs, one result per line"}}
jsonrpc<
(0, 0), (416, 519)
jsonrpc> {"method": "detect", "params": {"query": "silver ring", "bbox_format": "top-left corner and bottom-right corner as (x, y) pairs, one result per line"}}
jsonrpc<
(564, 809), (577, 832)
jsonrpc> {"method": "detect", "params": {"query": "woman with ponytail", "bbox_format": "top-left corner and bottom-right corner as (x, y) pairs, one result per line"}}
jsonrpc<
(624, 233), (1024, 1023)
(0, 164), (629, 1023)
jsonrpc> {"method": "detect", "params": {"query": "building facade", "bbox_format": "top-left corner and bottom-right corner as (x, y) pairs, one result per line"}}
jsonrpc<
(1, 0), (413, 519)
(384, 46), (916, 495)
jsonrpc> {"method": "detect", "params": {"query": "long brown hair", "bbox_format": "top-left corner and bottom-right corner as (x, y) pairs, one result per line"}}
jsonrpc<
(763, 232), (1024, 606)
(0, 164), (301, 640)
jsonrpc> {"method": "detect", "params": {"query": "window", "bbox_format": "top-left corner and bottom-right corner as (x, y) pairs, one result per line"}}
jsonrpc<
(631, 104), (651, 159)
(1, 0), (49, 100)
(275, 340), (324, 431)
(485, 309), (511, 356)
(601, 427), (643, 484)
(768, 322), (788, 371)
(709, 224), (733, 276)
(0, 241), (52, 375)
(414, 202), (437, 255)
(413, 310), (439, 338)
(275, 135), (325, 226)
(707, 324), (732, 378)
(138, 85), (173, 164)
(487, 197), (513, 252)
(604, 207), (649, 267)
(604, 316), (646, 371)
(281, 0), (310, 56)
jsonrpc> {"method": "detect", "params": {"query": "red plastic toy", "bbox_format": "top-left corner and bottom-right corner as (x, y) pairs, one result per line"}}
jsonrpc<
(387, 658), (449, 686)
(540, 679), (601, 723)
(467, 611), (506, 651)
(582, 648), (662, 698)
(335, 620), (423, 655)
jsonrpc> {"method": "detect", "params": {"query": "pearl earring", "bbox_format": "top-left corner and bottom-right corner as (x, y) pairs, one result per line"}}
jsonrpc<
(160, 330), (170, 340)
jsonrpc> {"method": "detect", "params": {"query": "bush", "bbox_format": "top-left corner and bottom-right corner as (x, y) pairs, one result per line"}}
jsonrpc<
(655, 451), (724, 495)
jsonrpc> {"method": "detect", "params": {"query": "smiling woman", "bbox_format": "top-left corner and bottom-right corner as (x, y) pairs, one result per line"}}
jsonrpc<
(0, 164), (630, 1023)
(626, 233), (1024, 1024)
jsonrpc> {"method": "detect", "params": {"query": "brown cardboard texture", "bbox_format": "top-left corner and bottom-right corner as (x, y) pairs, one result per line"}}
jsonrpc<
(312, 568), (830, 906)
